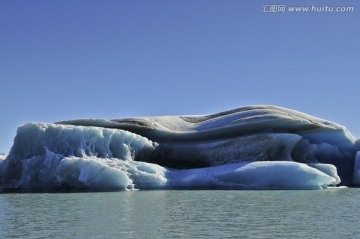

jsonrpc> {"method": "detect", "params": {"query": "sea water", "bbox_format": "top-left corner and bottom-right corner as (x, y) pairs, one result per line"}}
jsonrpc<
(1, 189), (360, 239)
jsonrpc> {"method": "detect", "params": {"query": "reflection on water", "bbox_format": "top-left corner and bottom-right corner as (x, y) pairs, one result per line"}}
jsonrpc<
(1, 189), (360, 238)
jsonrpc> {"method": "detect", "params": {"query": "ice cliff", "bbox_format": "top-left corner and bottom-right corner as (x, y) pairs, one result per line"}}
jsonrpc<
(0, 105), (359, 191)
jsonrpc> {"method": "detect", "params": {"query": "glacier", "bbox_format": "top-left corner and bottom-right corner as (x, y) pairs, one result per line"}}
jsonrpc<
(0, 105), (359, 191)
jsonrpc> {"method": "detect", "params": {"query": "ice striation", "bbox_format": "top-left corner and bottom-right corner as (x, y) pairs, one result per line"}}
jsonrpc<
(0, 105), (359, 191)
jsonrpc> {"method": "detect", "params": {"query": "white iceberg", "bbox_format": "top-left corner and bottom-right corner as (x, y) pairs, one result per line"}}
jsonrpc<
(0, 105), (359, 191)
(0, 154), (6, 160)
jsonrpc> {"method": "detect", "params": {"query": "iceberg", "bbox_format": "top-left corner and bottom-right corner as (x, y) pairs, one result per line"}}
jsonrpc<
(0, 154), (6, 160)
(0, 105), (359, 191)
(352, 152), (360, 185)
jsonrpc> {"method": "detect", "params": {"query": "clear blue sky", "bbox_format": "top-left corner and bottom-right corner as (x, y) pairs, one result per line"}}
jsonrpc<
(1, 0), (359, 153)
